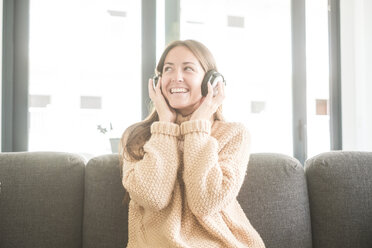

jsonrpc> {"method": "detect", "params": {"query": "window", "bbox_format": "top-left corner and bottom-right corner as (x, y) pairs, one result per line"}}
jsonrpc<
(341, 0), (372, 151)
(305, 0), (330, 158)
(28, 0), (141, 157)
(0, 0), (3, 152)
(2, 0), (338, 162)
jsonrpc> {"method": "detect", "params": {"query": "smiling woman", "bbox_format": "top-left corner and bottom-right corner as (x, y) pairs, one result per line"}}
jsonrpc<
(119, 39), (265, 248)
(157, 46), (206, 116)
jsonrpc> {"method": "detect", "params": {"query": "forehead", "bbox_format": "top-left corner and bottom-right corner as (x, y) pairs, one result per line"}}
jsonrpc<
(164, 46), (201, 65)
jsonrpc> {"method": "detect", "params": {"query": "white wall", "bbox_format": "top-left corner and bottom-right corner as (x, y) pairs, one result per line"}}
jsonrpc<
(341, 0), (372, 151)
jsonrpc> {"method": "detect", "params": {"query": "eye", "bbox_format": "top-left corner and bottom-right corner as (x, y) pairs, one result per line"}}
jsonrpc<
(163, 66), (172, 73)
(184, 66), (194, 72)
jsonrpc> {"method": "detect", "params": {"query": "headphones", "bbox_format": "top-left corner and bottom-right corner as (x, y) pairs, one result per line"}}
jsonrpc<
(152, 69), (225, 96)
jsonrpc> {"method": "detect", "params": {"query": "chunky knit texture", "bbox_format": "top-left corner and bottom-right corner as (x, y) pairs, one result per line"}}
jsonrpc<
(122, 114), (265, 248)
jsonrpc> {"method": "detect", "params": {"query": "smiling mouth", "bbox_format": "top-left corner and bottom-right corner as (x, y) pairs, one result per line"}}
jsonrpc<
(170, 88), (189, 94)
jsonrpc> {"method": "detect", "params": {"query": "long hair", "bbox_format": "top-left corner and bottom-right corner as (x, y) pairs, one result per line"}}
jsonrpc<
(119, 40), (225, 204)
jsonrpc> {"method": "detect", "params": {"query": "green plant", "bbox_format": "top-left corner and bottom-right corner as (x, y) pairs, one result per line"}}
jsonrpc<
(97, 122), (113, 135)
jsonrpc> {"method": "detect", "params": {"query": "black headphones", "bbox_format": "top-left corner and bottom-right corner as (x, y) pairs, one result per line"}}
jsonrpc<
(152, 69), (225, 96)
(200, 70), (225, 96)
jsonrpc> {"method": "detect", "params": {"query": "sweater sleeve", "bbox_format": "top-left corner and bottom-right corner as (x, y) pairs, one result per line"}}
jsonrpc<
(122, 121), (180, 211)
(180, 120), (250, 217)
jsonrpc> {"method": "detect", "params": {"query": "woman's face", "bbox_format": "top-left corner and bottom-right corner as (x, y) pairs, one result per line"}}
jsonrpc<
(161, 46), (205, 116)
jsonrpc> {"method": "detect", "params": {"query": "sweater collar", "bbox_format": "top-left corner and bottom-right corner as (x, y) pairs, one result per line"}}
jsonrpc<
(175, 112), (216, 125)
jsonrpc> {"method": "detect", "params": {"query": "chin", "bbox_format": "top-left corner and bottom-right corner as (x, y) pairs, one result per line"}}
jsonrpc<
(169, 100), (187, 109)
(168, 98), (202, 113)
(172, 105), (192, 113)
(173, 105), (199, 116)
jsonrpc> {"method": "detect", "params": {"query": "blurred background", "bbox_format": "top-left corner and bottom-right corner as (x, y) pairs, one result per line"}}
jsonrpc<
(1, 0), (371, 163)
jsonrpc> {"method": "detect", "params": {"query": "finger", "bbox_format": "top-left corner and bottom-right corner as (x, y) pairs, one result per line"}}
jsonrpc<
(216, 81), (224, 94)
(215, 81), (225, 102)
(220, 80), (225, 92)
(206, 81), (214, 99)
(209, 82), (222, 106)
(155, 76), (162, 94)
(220, 81), (226, 97)
(213, 81), (222, 97)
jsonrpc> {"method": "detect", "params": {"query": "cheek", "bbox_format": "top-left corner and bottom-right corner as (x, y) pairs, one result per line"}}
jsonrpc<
(192, 78), (204, 95)
(161, 87), (168, 98)
(160, 78), (170, 93)
(193, 86), (202, 96)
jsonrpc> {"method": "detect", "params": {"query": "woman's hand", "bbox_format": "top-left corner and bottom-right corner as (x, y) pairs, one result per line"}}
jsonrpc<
(148, 77), (177, 123)
(190, 81), (225, 121)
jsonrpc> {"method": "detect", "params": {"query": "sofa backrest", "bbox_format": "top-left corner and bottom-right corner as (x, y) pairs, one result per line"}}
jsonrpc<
(0, 152), (85, 248)
(82, 154), (128, 248)
(305, 151), (372, 248)
(238, 153), (312, 248)
(7, 151), (358, 248)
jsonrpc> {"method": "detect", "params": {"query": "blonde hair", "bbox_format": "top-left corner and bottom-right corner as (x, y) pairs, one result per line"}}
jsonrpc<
(120, 39), (224, 163)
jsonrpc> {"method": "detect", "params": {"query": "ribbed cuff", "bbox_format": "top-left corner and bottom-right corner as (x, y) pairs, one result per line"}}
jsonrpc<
(151, 122), (180, 136)
(180, 120), (211, 135)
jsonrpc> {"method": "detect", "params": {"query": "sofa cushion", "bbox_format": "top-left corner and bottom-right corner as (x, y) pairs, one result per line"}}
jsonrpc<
(305, 151), (372, 248)
(0, 152), (85, 248)
(83, 154), (128, 248)
(238, 153), (312, 248)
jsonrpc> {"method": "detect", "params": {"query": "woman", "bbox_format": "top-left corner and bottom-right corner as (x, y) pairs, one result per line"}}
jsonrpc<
(120, 40), (265, 248)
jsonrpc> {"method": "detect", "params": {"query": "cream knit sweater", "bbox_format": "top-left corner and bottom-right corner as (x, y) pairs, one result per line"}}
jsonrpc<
(122, 114), (265, 248)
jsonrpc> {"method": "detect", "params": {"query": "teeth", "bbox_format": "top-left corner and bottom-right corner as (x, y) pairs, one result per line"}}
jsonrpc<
(171, 88), (188, 93)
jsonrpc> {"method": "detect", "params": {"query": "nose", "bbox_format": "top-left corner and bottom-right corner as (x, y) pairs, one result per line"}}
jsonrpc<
(175, 68), (183, 82)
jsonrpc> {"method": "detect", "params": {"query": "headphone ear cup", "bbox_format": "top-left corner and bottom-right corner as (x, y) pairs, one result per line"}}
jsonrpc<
(152, 75), (159, 89)
(201, 70), (217, 96)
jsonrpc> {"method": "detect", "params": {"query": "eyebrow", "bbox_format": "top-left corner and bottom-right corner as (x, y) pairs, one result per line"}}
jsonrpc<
(164, 62), (197, 66)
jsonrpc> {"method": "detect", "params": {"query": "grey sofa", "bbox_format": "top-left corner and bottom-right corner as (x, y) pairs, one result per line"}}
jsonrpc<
(0, 151), (371, 248)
